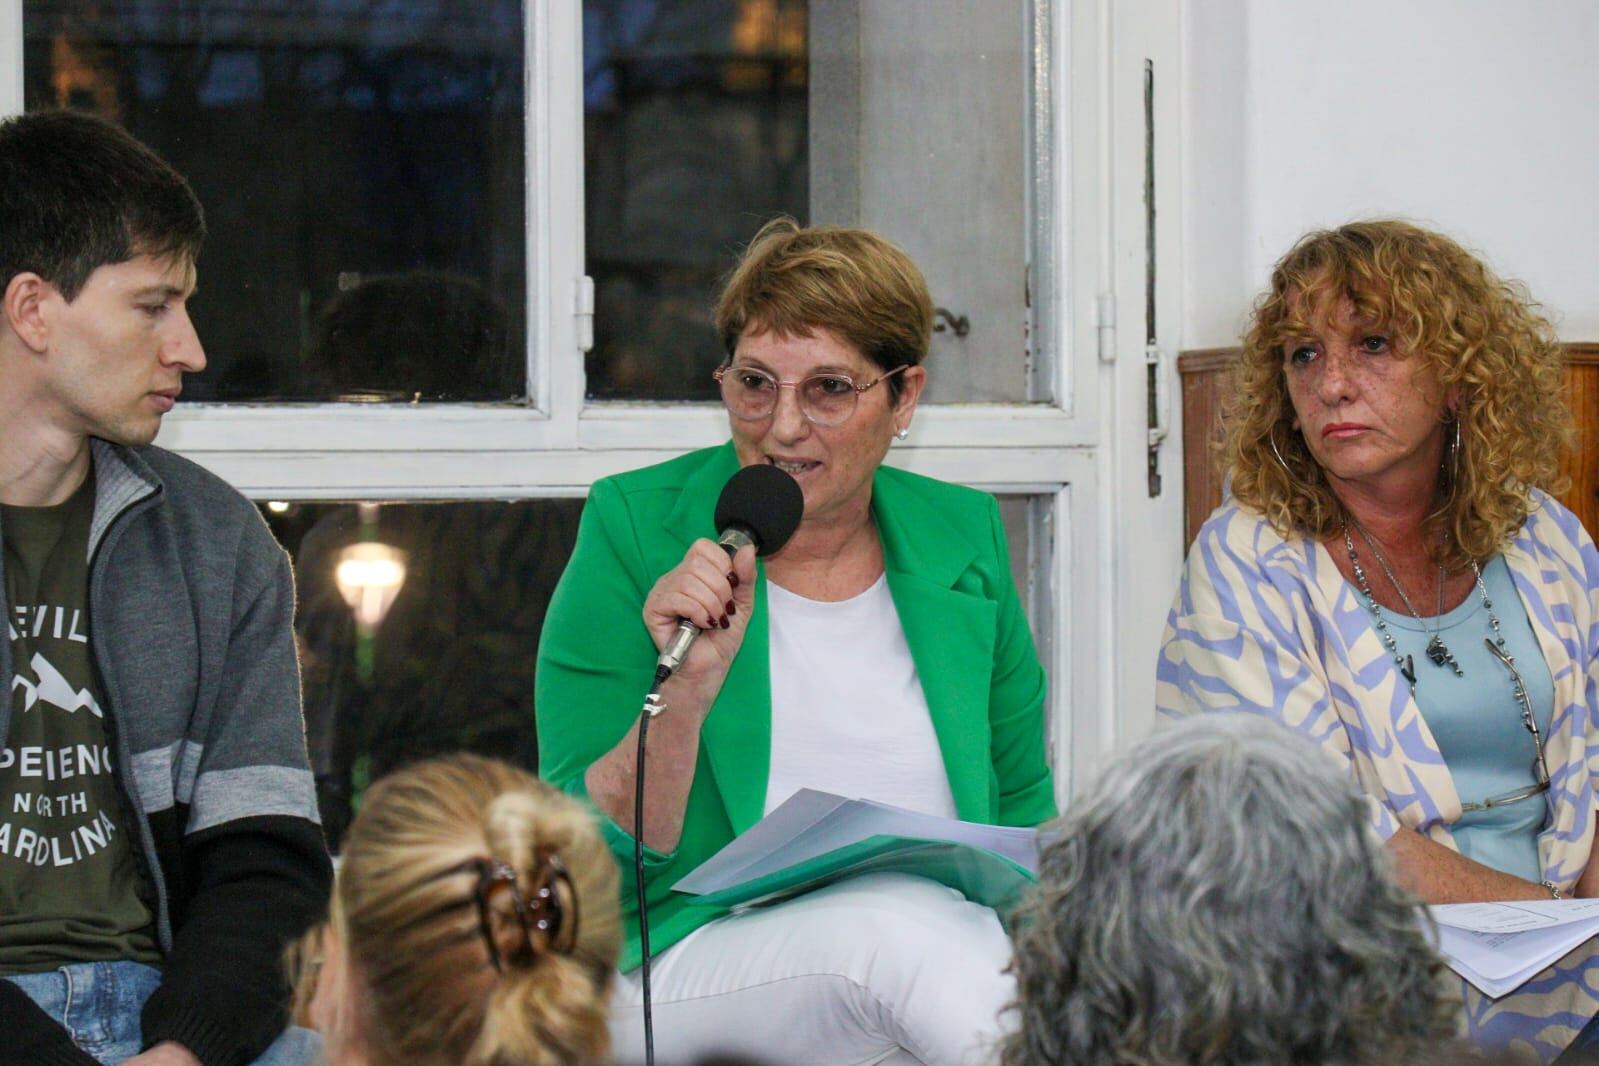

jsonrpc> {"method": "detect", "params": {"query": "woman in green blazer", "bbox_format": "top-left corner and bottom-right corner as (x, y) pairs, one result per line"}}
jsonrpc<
(536, 219), (1056, 1066)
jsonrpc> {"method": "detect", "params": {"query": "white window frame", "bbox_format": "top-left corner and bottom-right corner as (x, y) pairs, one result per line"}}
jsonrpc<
(0, 0), (1132, 802)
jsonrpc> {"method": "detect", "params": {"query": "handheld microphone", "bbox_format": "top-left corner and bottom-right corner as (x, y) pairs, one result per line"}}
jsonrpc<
(655, 463), (804, 679)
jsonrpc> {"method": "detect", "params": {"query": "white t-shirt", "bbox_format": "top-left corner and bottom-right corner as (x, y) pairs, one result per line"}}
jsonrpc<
(762, 574), (957, 818)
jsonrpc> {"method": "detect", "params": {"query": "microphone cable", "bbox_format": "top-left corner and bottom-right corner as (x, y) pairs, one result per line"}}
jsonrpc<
(628, 461), (802, 1066)
(635, 662), (670, 1066)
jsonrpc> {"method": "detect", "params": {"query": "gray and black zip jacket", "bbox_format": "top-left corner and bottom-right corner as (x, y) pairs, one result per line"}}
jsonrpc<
(0, 440), (333, 1066)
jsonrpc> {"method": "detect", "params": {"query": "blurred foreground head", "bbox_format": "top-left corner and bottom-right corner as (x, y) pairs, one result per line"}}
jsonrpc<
(302, 754), (620, 1065)
(1003, 714), (1459, 1065)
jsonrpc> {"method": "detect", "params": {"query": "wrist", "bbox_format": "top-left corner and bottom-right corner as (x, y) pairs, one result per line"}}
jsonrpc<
(657, 671), (720, 725)
(1542, 879), (1566, 900)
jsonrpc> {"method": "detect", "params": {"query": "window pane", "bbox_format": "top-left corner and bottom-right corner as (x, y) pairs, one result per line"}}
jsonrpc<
(266, 499), (583, 848)
(583, 0), (809, 401)
(25, 1), (528, 404)
(998, 493), (1053, 664)
(584, 0), (1042, 404)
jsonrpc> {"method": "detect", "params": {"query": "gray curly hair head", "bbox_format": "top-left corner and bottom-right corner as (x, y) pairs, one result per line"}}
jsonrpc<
(1002, 714), (1460, 1065)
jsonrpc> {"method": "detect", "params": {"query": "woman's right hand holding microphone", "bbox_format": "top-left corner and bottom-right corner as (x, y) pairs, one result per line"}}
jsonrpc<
(642, 538), (760, 723)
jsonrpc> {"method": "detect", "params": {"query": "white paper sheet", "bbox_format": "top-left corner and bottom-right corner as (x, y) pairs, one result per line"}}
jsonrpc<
(672, 788), (1040, 896)
(1433, 899), (1599, 934)
(671, 789), (851, 894)
(1430, 901), (1599, 998)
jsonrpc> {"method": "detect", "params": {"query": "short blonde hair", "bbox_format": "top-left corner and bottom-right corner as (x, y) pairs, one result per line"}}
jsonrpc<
(1226, 220), (1572, 567)
(715, 216), (933, 397)
(304, 755), (620, 1065)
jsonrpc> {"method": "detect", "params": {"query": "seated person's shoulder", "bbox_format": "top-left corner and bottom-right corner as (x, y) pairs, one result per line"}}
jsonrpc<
(1190, 499), (1299, 565)
(133, 443), (254, 512)
(589, 445), (736, 522)
(1177, 503), (1318, 620)
(605, 446), (722, 492)
(1524, 487), (1596, 552)
(117, 443), (285, 560)
(874, 465), (999, 530)
(1519, 489), (1599, 605)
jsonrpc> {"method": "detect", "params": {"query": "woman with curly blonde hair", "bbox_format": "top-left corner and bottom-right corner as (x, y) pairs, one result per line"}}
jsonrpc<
(297, 754), (620, 1065)
(1157, 220), (1599, 1059)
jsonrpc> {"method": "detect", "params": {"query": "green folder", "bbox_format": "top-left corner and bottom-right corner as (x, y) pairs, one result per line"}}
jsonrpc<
(680, 834), (1037, 922)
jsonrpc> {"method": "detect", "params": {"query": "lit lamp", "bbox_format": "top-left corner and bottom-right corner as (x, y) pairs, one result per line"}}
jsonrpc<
(332, 524), (407, 800)
(335, 542), (408, 631)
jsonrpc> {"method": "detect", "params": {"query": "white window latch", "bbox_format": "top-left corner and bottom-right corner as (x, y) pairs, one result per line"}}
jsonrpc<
(574, 275), (595, 354)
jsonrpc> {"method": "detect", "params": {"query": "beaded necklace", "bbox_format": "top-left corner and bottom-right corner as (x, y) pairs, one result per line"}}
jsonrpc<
(1341, 521), (1502, 689)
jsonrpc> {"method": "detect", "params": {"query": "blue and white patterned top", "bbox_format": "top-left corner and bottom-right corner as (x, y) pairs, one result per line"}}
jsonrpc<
(1158, 490), (1599, 1061)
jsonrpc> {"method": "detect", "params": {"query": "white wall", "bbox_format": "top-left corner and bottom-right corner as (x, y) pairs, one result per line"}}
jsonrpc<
(1183, 0), (1599, 349)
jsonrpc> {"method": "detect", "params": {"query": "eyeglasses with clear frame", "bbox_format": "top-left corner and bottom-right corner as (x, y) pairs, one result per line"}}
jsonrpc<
(712, 361), (908, 427)
(1458, 638), (1552, 813)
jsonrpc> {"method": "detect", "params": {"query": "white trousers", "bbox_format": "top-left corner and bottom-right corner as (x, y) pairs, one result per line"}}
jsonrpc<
(609, 873), (1017, 1066)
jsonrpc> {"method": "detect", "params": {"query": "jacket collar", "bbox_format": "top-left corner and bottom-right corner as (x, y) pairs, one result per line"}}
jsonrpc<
(88, 439), (161, 562)
(664, 444), (994, 830)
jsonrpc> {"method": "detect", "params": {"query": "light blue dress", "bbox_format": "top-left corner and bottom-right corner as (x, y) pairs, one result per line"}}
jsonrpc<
(1376, 556), (1555, 882)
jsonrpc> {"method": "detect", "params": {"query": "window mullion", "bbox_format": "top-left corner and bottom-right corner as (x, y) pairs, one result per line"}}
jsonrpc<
(533, 0), (586, 446)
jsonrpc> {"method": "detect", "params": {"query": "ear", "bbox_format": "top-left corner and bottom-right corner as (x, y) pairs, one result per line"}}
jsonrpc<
(1444, 383), (1463, 419)
(4, 273), (56, 354)
(892, 365), (927, 432)
(309, 924), (354, 1042)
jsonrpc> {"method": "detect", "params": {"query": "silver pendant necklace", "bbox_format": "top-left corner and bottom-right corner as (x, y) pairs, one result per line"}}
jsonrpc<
(1342, 520), (1500, 688)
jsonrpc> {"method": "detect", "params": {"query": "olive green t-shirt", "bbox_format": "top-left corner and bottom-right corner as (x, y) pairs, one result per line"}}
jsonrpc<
(0, 472), (159, 972)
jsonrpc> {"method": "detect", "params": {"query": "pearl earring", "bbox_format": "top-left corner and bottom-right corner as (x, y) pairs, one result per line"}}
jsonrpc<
(895, 427), (909, 441)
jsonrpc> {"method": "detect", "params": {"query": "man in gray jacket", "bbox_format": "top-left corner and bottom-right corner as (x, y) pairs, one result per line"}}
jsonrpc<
(0, 111), (331, 1065)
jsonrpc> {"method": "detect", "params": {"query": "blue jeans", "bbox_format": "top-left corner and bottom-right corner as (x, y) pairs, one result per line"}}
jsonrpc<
(3, 961), (320, 1066)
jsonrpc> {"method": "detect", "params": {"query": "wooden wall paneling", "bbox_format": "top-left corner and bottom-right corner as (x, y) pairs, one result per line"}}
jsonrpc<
(1177, 348), (1234, 546)
(1179, 345), (1599, 549)
(1561, 345), (1599, 540)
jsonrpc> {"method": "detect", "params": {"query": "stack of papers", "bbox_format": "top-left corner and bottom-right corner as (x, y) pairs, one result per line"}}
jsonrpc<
(671, 789), (1040, 913)
(1431, 900), (1599, 998)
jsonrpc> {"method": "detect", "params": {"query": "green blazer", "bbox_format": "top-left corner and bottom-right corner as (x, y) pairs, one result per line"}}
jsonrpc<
(536, 444), (1057, 969)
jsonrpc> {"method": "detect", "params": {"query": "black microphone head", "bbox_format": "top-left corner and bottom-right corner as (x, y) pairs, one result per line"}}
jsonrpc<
(714, 464), (804, 556)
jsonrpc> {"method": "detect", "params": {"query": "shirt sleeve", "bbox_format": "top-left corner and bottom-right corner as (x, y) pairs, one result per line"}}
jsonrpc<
(1575, 525), (1599, 807)
(1156, 523), (1402, 840)
(536, 478), (677, 891)
(141, 535), (333, 1065)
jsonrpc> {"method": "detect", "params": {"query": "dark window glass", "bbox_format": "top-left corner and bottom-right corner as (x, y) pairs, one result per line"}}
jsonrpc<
(265, 498), (582, 849)
(25, 1), (528, 404)
(264, 489), (1046, 849)
(583, 0), (809, 401)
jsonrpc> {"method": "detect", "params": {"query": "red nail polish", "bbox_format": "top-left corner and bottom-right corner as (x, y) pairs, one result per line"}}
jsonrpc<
(728, 571), (740, 588)
(726, 600), (736, 616)
(719, 615), (730, 629)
